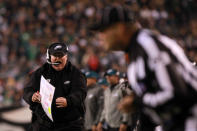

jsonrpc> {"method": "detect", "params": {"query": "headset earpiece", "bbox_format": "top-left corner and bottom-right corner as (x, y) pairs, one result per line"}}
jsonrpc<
(46, 49), (50, 61)
(46, 43), (54, 63)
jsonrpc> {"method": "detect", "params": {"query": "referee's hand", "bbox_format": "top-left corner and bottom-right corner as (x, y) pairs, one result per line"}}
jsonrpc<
(97, 122), (103, 131)
(56, 97), (67, 108)
(32, 91), (41, 103)
(118, 94), (134, 113)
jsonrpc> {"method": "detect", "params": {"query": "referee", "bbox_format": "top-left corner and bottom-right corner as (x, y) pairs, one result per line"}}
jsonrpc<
(90, 5), (197, 131)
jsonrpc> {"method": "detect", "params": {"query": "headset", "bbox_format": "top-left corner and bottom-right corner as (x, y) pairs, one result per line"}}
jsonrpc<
(46, 42), (69, 65)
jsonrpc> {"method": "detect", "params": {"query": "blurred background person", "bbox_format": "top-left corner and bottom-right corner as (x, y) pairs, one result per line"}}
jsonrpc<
(97, 77), (109, 91)
(118, 72), (140, 131)
(97, 77), (109, 131)
(84, 71), (103, 131)
(97, 69), (132, 131)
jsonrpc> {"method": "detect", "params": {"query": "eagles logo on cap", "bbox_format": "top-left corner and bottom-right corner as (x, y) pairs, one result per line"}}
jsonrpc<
(104, 69), (120, 76)
(49, 42), (68, 56)
(54, 45), (63, 50)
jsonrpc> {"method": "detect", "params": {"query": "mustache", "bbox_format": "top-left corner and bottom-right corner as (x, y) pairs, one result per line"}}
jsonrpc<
(53, 61), (62, 66)
(55, 61), (61, 64)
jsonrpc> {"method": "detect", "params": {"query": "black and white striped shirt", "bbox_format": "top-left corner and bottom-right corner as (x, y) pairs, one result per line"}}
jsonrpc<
(127, 29), (197, 108)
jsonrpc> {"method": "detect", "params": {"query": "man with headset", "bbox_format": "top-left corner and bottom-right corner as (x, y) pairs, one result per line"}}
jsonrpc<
(23, 42), (87, 131)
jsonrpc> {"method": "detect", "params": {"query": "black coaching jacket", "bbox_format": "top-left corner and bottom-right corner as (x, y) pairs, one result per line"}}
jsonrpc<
(23, 61), (87, 125)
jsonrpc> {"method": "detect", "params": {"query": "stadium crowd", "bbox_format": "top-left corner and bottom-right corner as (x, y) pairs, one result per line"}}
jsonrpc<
(0, 0), (196, 125)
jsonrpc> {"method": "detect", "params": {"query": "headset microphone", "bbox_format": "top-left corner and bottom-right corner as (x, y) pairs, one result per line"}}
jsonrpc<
(47, 60), (61, 65)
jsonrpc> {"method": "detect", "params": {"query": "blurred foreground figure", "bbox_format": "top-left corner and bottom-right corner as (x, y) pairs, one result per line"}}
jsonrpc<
(90, 5), (197, 131)
(23, 42), (87, 131)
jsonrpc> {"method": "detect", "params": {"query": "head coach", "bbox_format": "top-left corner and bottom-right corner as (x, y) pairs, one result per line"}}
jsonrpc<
(23, 42), (87, 131)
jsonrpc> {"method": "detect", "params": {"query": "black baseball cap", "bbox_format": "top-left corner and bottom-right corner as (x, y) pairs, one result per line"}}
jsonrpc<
(49, 42), (69, 56)
(89, 6), (131, 31)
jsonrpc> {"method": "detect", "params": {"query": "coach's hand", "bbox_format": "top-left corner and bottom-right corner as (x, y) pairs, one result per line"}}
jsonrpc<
(56, 97), (67, 108)
(32, 92), (41, 103)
